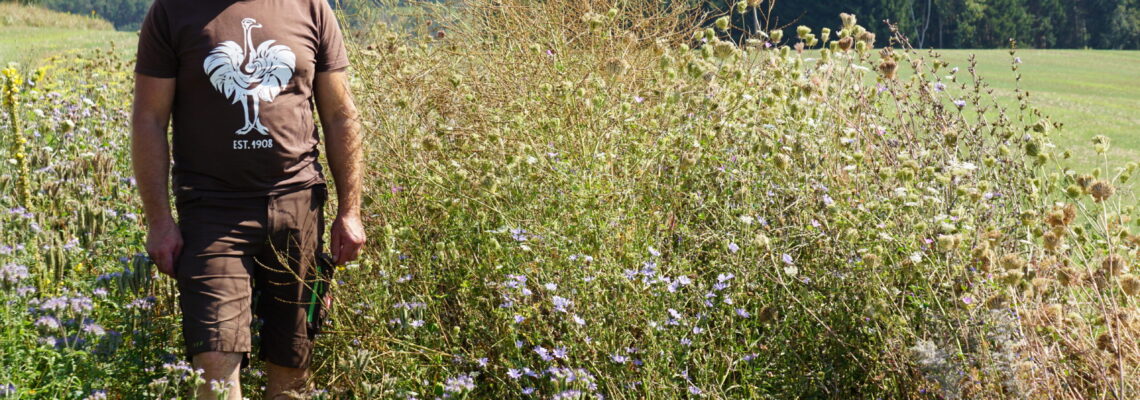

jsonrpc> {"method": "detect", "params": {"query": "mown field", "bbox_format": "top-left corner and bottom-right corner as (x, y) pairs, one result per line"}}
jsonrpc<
(3, 2), (1140, 399)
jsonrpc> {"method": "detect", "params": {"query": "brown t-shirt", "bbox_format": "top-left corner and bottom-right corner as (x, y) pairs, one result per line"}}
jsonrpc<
(136, 0), (349, 196)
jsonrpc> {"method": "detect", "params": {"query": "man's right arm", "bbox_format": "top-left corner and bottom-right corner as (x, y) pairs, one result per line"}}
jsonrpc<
(131, 74), (180, 278)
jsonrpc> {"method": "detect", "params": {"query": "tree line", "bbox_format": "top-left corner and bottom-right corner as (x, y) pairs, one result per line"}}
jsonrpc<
(709, 0), (1140, 49)
(6, 0), (1140, 48)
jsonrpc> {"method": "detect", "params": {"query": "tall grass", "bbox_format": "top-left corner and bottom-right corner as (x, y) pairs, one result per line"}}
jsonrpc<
(0, 0), (1137, 398)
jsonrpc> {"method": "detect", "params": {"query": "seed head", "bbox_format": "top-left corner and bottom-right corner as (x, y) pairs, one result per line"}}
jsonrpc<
(1097, 332), (1116, 352)
(1001, 270), (1024, 285)
(1102, 254), (1126, 276)
(601, 57), (630, 78)
(877, 57), (898, 79)
(999, 254), (1026, 271)
(1089, 180), (1115, 202)
(1121, 274), (1140, 296)
(839, 13), (857, 30)
(936, 234), (960, 252)
(837, 37), (854, 52)
(857, 31), (876, 49)
(713, 41), (737, 60)
(1042, 231), (1063, 252)
(1042, 303), (1063, 324)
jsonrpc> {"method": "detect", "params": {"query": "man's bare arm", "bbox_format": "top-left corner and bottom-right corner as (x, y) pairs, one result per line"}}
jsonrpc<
(314, 70), (365, 264)
(131, 73), (181, 277)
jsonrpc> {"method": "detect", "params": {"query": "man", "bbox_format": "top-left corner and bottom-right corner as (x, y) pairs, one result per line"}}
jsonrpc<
(130, 0), (365, 398)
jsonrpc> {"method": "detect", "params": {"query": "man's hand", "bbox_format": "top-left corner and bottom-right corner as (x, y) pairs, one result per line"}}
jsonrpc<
(147, 217), (183, 277)
(330, 213), (365, 265)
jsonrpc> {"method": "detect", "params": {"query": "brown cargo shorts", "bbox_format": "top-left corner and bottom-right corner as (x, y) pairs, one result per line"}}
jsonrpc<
(174, 185), (326, 369)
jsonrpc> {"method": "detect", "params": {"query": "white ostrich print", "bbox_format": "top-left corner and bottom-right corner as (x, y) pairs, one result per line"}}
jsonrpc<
(203, 17), (296, 135)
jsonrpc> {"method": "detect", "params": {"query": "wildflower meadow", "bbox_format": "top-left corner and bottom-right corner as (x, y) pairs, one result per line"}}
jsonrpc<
(2, 0), (1140, 398)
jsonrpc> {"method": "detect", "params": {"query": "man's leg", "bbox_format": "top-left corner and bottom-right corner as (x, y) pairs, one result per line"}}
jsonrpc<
(175, 194), (265, 400)
(257, 186), (326, 399)
(193, 351), (243, 399)
(266, 361), (310, 399)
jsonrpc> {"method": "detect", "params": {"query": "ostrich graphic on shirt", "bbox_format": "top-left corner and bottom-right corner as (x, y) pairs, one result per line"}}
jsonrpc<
(203, 18), (296, 135)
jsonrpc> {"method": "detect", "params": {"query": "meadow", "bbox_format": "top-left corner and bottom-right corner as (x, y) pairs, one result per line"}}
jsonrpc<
(3, 1), (1140, 399)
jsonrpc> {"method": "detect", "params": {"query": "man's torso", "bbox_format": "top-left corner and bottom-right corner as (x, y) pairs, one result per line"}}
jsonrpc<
(137, 0), (348, 196)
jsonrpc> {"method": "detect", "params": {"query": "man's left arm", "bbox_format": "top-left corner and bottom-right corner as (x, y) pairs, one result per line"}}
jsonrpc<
(315, 70), (365, 265)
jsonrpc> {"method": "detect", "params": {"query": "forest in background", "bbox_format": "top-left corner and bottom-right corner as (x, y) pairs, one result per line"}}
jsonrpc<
(3, 0), (1140, 49)
(717, 0), (1140, 49)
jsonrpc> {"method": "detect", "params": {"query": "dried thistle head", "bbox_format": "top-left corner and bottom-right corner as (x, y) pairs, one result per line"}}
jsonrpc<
(857, 31), (876, 49)
(1122, 274), (1140, 296)
(713, 40), (737, 60)
(877, 57), (898, 80)
(839, 13), (857, 30)
(601, 57), (630, 78)
(972, 246), (994, 272)
(999, 254), (1026, 271)
(1063, 203), (1077, 225)
(1042, 303), (1064, 324)
(1097, 332), (1116, 353)
(837, 37), (853, 52)
(1102, 254), (1126, 277)
(1075, 174), (1094, 189)
(1043, 231), (1064, 252)
(1045, 208), (1067, 228)
(1089, 180), (1115, 202)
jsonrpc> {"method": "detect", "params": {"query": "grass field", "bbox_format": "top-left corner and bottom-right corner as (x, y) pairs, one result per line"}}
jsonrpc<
(938, 49), (1140, 170)
(0, 27), (135, 68)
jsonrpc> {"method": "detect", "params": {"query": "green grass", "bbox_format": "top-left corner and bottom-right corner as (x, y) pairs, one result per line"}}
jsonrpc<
(937, 50), (1140, 170)
(0, 27), (135, 68)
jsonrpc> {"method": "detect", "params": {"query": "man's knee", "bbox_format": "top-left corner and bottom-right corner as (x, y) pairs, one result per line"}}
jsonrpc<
(193, 351), (244, 372)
